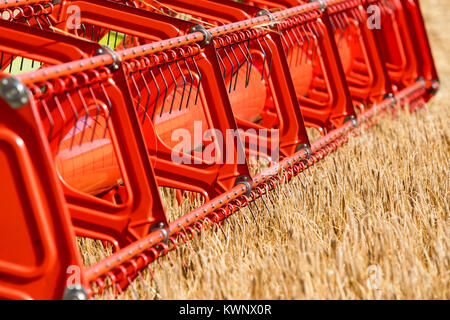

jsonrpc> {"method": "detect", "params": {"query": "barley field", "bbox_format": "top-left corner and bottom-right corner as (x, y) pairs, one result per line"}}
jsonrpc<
(81, 0), (449, 300)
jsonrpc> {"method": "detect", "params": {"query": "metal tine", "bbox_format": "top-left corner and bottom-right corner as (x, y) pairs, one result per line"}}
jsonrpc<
(351, 7), (362, 24)
(139, 69), (152, 124)
(226, 36), (242, 90)
(106, 30), (112, 47)
(306, 22), (318, 63)
(182, 52), (194, 109)
(300, 24), (311, 65)
(76, 87), (90, 147)
(0, 52), (3, 70)
(52, 93), (67, 152)
(173, 57), (186, 111)
(355, 6), (365, 24)
(190, 55), (202, 105)
(23, 16), (31, 27)
(129, 72), (142, 113)
(215, 49), (227, 84)
(136, 270), (150, 294)
(333, 15), (345, 45)
(290, 23), (303, 67)
(315, 18), (326, 39)
(8, 56), (14, 73)
(79, 23), (86, 38)
(241, 34), (253, 88)
(233, 212), (244, 233)
(97, 27), (102, 43)
(255, 36), (267, 81)
(252, 200), (263, 218)
(41, 99), (54, 143)
(146, 68), (161, 122)
(247, 203), (260, 231)
(280, 30), (290, 60)
(260, 194), (271, 215)
(127, 276), (140, 300)
(217, 222), (228, 241)
(295, 25), (305, 66)
(91, 25), (95, 41)
(266, 188), (276, 208)
(343, 12), (351, 32)
(146, 265), (160, 299)
(114, 30), (119, 48)
(348, 7), (357, 23)
(260, 35), (273, 79)
(87, 84), (101, 143)
(308, 22), (320, 62)
(233, 38), (250, 91)
(223, 214), (235, 232)
(330, 14), (337, 33)
(224, 37), (241, 92)
(146, 67), (160, 124)
(33, 15), (43, 29)
(330, 14), (339, 34)
(99, 81), (112, 138)
(297, 26), (307, 66)
(64, 88), (79, 150)
(19, 56), (25, 72)
(337, 13), (347, 43)
(43, 12), (52, 28)
(284, 27), (296, 66)
(166, 60), (178, 114)
(219, 40), (236, 93)
(157, 64), (168, 118)
(213, 39), (227, 81)
(334, 14), (343, 32)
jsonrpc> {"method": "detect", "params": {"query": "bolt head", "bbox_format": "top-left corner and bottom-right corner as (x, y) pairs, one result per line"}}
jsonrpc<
(63, 285), (88, 300)
(0, 77), (29, 109)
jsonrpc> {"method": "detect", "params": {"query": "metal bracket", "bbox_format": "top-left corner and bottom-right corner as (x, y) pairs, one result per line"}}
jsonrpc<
(415, 76), (426, 88)
(344, 114), (358, 128)
(94, 45), (121, 72)
(235, 175), (253, 197)
(150, 222), (169, 245)
(296, 143), (312, 159)
(311, 0), (327, 12)
(383, 92), (396, 107)
(0, 77), (29, 109)
(189, 24), (212, 48)
(430, 79), (440, 94)
(256, 9), (275, 28)
(63, 285), (88, 300)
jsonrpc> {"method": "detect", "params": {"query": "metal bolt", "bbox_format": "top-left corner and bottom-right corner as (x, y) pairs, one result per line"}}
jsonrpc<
(0, 77), (29, 109)
(63, 285), (88, 300)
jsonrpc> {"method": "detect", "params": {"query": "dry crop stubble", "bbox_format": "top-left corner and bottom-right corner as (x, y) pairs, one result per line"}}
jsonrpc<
(80, 0), (449, 299)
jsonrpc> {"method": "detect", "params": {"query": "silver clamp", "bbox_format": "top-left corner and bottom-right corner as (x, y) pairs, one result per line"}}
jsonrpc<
(383, 92), (396, 107)
(150, 222), (169, 245)
(63, 284), (88, 300)
(430, 79), (440, 94)
(0, 76), (29, 109)
(235, 175), (253, 197)
(344, 114), (358, 128)
(94, 45), (121, 71)
(189, 24), (212, 48)
(256, 9), (275, 28)
(317, 0), (327, 12)
(296, 143), (312, 159)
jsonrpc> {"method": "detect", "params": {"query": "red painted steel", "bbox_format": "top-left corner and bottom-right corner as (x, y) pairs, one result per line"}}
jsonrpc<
(0, 0), (439, 299)
(131, 0), (311, 158)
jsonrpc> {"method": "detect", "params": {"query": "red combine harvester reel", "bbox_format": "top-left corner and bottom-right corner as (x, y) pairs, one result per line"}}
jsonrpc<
(0, 0), (438, 299)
